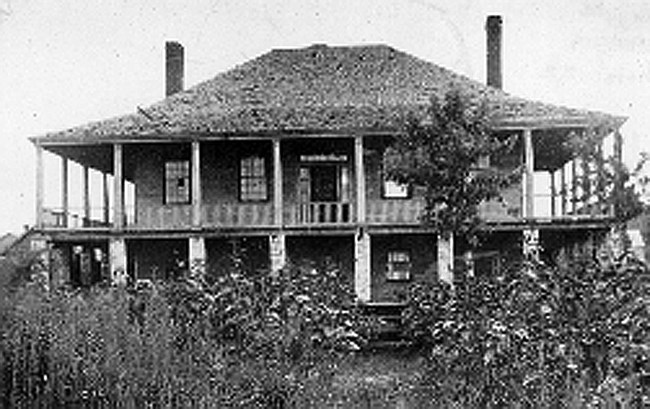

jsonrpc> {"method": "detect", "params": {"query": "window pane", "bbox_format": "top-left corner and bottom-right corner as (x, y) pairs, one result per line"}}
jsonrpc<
(165, 160), (190, 204)
(240, 156), (267, 201)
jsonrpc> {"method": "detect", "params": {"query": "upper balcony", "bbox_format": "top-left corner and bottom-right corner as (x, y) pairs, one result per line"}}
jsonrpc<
(35, 128), (622, 234)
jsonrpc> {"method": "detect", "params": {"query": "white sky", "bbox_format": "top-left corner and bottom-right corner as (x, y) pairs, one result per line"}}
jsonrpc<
(0, 0), (649, 233)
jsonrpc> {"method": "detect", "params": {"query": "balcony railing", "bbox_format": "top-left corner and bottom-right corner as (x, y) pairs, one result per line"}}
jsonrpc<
(291, 202), (352, 225)
(203, 203), (274, 227)
(41, 207), (112, 228)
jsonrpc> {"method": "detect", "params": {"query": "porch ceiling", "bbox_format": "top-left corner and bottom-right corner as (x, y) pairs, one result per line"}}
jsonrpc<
(43, 144), (116, 176)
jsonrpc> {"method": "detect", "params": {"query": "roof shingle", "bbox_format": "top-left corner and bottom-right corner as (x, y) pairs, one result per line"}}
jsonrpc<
(32, 44), (626, 143)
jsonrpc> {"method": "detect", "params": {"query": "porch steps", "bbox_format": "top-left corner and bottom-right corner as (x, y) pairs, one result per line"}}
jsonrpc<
(359, 302), (413, 349)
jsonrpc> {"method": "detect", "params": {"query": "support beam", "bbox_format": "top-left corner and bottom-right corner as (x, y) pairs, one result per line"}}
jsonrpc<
(61, 157), (69, 227)
(113, 143), (124, 229)
(522, 128), (534, 219)
(437, 232), (454, 285)
(354, 229), (371, 301)
(560, 165), (567, 216)
(189, 236), (206, 273)
(269, 233), (286, 273)
(550, 170), (556, 217)
(83, 166), (90, 226)
(571, 158), (578, 214)
(613, 130), (623, 219)
(103, 173), (110, 225)
(109, 237), (127, 285)
(35, 145), (44, 229)
(191, 141), (202, 226)
(463, 250), (474, 278)
(355, 135), (366, 223)
(273, 138), (283, 226)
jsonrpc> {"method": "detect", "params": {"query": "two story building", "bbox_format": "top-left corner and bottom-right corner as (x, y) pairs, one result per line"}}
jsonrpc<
(30, 17), (625, 302)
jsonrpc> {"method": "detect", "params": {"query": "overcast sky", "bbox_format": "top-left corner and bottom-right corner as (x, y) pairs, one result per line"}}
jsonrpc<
(0, 0), (648, 234)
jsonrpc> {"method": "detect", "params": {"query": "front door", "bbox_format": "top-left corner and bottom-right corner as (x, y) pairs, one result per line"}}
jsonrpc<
(310, 165), (338, 202)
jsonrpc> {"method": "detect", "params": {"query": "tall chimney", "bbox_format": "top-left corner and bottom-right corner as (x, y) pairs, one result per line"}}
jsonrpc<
(166, 41), (184, 96)
(485, 15), (502, 89)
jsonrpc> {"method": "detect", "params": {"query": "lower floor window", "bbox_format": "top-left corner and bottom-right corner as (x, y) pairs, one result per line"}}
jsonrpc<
(386, 250), (411, 281)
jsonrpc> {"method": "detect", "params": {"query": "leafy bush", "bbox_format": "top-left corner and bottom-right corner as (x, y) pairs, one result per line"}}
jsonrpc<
(403, 253), (650, 407)
(0, 258), (366, 407)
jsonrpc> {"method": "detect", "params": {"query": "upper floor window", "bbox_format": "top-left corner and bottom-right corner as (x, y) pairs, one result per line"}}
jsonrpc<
(386, 250), (411, 281)
(240, 156), (268, 201)
(382, 150), (410, 199)
(165, 160), (190, 204)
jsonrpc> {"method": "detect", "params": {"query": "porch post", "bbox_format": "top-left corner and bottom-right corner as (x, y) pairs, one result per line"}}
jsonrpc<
(354, 134), (371, 301)
(113, 143), (124, 229)
(109, 237), (127, 285)
(560, 166), (567, 216)
(83, 166), (90, 226)
(437, 232), (454, 285)
(354, 229), (371, 302)
(61, 157), (69, 227)
(35, 144), (44, 229)
(270, 138), (286, 273)
(571, 158), (578, 214)
(550, 170), (556, 217)
(269, 233), (286, 273)
(189, 236), (206, 273)
(191, 141), (202, 227)
(355, 135), (366, 223)
(103, 172), (110, 225)
(522, 128), (534, 218)
(522, 128), (539, 263)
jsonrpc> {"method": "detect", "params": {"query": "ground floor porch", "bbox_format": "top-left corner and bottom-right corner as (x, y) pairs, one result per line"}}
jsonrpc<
(41, 224), (610, 302)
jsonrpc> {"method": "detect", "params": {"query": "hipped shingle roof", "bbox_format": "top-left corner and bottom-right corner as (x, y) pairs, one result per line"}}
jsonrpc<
(32, 44), (626, 143)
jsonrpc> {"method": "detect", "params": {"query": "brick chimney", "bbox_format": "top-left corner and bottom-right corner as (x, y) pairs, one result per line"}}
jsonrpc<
(166, 41), (184, 96)
(485, 15), (502, 89)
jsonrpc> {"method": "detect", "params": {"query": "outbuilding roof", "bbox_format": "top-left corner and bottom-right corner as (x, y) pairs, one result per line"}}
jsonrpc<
(32, 44), (626, 144)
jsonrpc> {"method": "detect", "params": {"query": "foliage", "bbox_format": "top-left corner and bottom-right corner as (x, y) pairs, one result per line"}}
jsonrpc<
(384, 89), (518, 238)
(402, 251), (650, 407)
(0, 255), (367, 407)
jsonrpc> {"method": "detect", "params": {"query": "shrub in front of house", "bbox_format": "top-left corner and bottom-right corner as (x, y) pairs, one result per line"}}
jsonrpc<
(0, 258), (368, 408)
(402, 253), (650, 407)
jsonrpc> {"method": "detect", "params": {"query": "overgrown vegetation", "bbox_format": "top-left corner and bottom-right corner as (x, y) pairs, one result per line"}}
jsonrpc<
(0, 257), (369, 408)
(2, 246), (650, 407)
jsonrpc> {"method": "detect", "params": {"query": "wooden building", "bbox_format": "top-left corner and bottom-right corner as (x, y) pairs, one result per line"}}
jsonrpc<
(30, 17), (626, 302)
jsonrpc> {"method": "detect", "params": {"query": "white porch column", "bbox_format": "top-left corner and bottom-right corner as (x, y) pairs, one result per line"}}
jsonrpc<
(191, 141), (202, 226)
(35, 144), (44, 229)
(354, 229), (371, 302)
(109, 237), (127, 285)
(113, 143), (124, 229)
(189, 236), (206, 273)
(522, 128), (539, 263)
(273, 138), (283, 226)
(269, 233), (286, 273)
(269, 138), (286, 273)
(83, 166), (90, 226)
(354, 135), (371, 301)
(355, 135), (366, 223)
(103, 172), (110, 225)
(61, 157), (69, 227)
(437, 232), (454, 285)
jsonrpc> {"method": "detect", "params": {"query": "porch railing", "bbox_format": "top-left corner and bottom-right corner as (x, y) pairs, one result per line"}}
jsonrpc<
(294, 202), (352, 225)
(202, 203), (274, 227)
(41, 207), (112, 228)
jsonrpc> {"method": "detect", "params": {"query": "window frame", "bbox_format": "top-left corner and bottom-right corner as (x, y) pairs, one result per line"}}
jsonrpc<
(385, 250), (412, 281)
(239, 155), (269, 202)
(381, 150), (411, 199)
(163, 160), (191, 205)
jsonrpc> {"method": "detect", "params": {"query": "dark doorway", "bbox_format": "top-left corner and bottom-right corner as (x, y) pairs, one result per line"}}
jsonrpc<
(310, 165), (338, 202)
